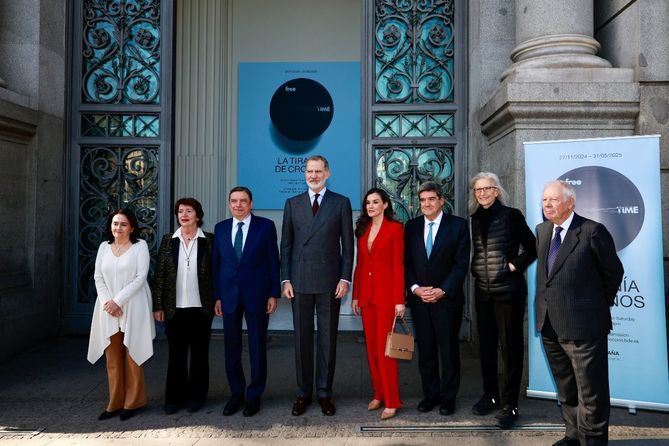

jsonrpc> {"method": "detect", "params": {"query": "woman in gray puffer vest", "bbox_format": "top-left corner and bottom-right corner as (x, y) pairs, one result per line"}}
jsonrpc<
(468, 172), (536, 429)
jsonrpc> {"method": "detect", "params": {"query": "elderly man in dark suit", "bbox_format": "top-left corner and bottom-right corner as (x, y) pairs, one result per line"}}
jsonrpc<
(212, 186), (280, 417)
(536, 181), (623, 446)
(404, 181), (470, 416)
(281, 155), (354, 416)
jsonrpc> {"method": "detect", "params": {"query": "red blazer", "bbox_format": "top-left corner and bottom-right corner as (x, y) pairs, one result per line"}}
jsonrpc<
(352, 219), (405, 307)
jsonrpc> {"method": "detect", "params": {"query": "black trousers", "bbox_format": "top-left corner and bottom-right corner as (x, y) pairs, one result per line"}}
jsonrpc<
(291, 292), (341, 399)
(164, 308), (213, 405)
(542, 324), (610, 446)
(474, 296), (526, 406)
(411, 301), (463, 404)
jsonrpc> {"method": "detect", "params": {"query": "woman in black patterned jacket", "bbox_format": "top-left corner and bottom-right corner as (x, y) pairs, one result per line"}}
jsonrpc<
(152, 197), (214, 414)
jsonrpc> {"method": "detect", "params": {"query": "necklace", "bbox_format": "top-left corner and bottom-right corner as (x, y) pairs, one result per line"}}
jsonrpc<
(181, 238), (196, 271)
(112, 240), (130, 256)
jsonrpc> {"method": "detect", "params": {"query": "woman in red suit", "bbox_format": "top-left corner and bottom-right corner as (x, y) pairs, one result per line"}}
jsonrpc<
(352, 188), (405, 420)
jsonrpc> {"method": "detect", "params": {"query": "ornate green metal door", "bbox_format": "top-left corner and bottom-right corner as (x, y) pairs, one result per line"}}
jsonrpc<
(363, 0), (469, 333)
(363, 0), (466, 220)
(65, 0), (173, 332)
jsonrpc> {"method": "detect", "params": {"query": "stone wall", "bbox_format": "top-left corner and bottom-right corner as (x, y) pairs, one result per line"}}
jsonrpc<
(595, 0), (669, 304)
(0, 0), (66, 362)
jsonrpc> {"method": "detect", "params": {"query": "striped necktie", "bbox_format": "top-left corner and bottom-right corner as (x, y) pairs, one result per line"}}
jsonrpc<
(546, 226), (563, 274)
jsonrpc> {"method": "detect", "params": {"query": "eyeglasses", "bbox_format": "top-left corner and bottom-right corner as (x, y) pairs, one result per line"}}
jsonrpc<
(473, 186), (497, 194)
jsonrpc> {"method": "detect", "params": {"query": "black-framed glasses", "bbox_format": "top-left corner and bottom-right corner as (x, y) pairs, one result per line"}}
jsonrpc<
(473, 186), (497, 194)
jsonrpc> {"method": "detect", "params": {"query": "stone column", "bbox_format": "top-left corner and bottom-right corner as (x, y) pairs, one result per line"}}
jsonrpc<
(502, 0), (610, 80)
(477, 0), (639, 210)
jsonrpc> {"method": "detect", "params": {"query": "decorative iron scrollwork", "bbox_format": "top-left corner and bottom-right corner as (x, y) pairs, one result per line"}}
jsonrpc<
(82, 0), (161, 104)
(78, 146), (159, 303)
(375, 112), (454, 138)
(375, 146), (454, 222)
(81, 113), (160, 137)
(374, 0), (454, 103)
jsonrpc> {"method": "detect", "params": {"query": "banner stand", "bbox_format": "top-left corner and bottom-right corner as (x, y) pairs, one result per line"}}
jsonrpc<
(524, 135), (669, 413)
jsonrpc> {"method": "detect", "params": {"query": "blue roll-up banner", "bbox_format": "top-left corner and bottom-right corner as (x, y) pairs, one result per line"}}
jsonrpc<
(525, 135), (669, 411)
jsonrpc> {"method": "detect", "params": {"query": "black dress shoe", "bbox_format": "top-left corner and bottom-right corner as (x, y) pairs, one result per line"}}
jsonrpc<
(223, 395), (245, 416)
(119, 408), (136, 421)
(98, 409), (121, 420)
(439, 400), (456, 416)
(471, 394), (499, 415)
(417, 398), (438, 412)
(291, 397), (312, 416)
(318, 397), (336, 416)
(496, 405), (519, 429)
(243, 398), (261, 417)
(552, 437), (580, 446)
(186, 400), (204, 413)
(164, 402), (183, 415)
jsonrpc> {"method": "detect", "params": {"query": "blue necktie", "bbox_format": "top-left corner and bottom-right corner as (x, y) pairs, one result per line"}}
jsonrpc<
(426, 222), (434, 257)
(234, 221), (244, 260)
(546, 226), (563, 275)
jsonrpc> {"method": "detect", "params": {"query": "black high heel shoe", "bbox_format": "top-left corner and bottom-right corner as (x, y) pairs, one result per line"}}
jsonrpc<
(98, 409), (121, 420)
(119, 408), (137, 421)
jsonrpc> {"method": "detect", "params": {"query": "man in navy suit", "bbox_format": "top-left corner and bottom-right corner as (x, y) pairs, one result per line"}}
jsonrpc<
(536, 181), (623, 446)
(404, 181), (470, 416)
(213, 186), (280, 417)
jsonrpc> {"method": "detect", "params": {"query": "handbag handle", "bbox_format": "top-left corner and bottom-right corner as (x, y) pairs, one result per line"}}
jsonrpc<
(391, 316), (411, 334)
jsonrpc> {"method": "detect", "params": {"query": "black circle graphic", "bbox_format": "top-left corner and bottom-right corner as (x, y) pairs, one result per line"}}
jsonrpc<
(558, 166), (644, 251)
(269, 78), (334, 141)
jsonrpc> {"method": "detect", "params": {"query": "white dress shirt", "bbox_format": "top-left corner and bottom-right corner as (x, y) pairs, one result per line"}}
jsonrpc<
(309, 187), (326, 207)
(552, 211), (575, 242)
(231, 213), (252, 250)
(173, 227), (204, 308)
(423, 211), (443, 246)
(410, 211), (444, 293)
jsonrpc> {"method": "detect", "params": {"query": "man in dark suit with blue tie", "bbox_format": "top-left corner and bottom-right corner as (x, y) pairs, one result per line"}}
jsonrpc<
(213, 186), (280, 417)
(281, 155), (354, 416)
(536, 181), (623, 446)
(404, 181), (470, 416)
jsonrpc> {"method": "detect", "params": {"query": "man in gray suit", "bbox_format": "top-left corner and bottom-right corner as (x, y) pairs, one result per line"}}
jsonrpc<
(281, 155), (354, 416)
(535, 181), (623, 446)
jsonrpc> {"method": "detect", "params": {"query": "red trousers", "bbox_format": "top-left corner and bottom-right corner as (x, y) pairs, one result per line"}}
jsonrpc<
(361, 304), (402, 408)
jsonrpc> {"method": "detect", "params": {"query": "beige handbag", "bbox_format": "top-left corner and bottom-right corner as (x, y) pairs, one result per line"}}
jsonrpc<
(385, 317), (414, 360)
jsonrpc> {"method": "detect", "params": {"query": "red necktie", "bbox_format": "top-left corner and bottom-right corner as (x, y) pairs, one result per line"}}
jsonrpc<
(312, 193), (320, 215)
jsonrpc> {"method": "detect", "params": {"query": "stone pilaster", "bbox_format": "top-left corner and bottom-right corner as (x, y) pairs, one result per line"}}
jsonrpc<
(477, 0), (640, 209)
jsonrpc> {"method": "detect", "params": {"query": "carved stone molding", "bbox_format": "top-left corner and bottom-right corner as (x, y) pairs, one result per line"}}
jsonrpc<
(0, 99), (38, 144)
(480, 68), (640, 144)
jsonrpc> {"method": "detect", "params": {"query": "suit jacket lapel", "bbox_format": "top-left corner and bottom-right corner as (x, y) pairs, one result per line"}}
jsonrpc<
(430, 214), (448, 257)
(368, 219), (389, 253)
(196, 235), (206, 268)
(305, 190), (332, 243)
(538, 222), (551, 282)
(222, 219), (239, 265)
(313, 190), (335, 224)
(171, 237), (179, 269)
(240, 215), (259, 262)
(416, 217), (429, 260)
(547, 215), (581, 281)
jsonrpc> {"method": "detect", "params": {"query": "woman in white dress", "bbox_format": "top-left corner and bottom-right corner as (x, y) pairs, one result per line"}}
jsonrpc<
(87, 208), (155, 421)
